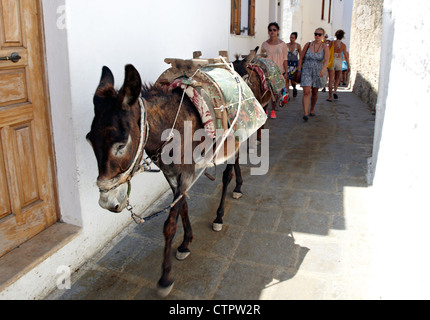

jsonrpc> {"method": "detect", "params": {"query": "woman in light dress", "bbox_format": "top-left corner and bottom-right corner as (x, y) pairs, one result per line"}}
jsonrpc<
(298, 27), (330, 122)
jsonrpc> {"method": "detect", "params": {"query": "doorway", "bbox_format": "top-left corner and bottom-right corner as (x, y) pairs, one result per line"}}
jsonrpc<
(0, 0), (58, 257)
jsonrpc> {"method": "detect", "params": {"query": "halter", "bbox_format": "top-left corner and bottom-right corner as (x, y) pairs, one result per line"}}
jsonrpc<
(97, 97), (149, 193)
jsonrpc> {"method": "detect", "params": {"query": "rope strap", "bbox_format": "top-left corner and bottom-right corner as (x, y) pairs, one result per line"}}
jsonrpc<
(128, 57), (245, 224)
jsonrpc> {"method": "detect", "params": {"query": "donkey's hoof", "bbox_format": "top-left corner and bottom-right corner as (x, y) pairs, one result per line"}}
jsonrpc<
(232, 192), (243, 199)
(176, 249), (191, 261)
(157, 282), (174, 298)
(213, 223), (223, 232)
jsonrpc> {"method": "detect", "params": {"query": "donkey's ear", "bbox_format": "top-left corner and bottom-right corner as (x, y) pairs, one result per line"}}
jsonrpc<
(94, 67), (116, 110)
(119, 64), (142, 110)
(97, 66), (115, 90)
(245, 47), (259, 64)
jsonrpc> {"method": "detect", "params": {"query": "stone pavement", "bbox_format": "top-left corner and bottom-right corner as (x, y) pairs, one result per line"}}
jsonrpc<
(46, 87), (375, 300)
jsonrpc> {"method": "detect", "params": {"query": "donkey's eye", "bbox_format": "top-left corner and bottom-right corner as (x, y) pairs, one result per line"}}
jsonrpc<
(112, 135), (131, 157)
(112, 143), (127, 157)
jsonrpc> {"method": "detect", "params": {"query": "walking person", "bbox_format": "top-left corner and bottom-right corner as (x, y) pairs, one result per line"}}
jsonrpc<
(298, 28), (330, 121)
(286, 32), (302, 98)
(321, 34), (330, 93)
(341, 51), (350, 86)
(327, 30), (350, 101)
(261, 22), (288, 119)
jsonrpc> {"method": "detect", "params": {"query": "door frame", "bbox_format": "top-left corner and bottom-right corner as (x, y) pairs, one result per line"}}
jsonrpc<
(39, 0), (83, 227)
(36, 0), (61, 222)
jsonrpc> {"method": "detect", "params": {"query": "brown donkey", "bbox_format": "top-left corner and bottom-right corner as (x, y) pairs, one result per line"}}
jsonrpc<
(86, 65), (246, 296)
(232, 47), (272, 140)
(232, 47), (275, 108)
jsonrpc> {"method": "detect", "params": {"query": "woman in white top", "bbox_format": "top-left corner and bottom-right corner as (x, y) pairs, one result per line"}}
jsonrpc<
(261, 22), (288, 119)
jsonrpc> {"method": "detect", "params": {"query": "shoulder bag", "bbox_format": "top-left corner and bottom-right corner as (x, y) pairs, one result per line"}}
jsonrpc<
(292, 42), (310, 84)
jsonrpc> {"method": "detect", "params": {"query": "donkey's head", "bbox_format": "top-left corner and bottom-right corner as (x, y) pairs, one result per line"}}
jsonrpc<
(232, 46), (259, 77)
(232, 46), (270, 107)
(86, 65), (144, 213)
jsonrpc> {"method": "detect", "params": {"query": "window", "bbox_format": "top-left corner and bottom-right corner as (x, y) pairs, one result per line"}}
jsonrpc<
(321, 0), (332, 22)
(231, 0), (255, 36)
(321, 0), (325, 20)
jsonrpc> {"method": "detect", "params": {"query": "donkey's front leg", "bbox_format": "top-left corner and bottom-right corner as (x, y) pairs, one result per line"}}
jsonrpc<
(158, 199), (182, 297)
(176, 200), (193, 261)
(232, 157), (243, 199)
(213, 164), (234, 232)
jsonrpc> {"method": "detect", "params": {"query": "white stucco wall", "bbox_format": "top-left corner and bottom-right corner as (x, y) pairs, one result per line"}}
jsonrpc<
(64, 0), (230, 230)
(2, 0), (233, 299)
(369, 0), (430, 299)
(300, 0), (332, 43)
(281, 0), (301, 42)
(283, 0), (353, 47)
(331, 0), (353, 49)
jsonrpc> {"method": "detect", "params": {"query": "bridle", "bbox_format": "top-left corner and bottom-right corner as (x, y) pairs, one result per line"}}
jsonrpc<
(96, 97), (150, 194)
(95, 95), (165, 224)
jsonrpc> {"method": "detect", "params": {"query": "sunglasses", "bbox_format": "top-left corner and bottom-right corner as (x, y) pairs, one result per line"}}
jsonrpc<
(314, 33), (323, 37)
(269, 29), (278, 32)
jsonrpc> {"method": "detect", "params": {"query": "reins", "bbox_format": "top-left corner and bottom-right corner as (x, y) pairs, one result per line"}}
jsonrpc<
(164, 56), (244, 210)
(127, 89), (187, 224)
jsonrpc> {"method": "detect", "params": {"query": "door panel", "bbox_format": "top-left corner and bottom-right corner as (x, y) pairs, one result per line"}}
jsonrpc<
(0, 0), (58, 257)
(1, 0), (23, 47)
(0, 68), (28, 107)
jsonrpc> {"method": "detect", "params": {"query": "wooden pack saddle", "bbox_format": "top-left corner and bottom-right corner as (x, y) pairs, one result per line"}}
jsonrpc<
(155, 51), (230, 139)
(154, 51), (267, 166)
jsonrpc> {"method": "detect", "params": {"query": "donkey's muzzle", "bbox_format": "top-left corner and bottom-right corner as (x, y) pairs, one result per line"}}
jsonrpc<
(98, 183), (129, 213)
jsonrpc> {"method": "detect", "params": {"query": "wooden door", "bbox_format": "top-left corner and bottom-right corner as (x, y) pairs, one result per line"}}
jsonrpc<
(0, 0), (58, 257)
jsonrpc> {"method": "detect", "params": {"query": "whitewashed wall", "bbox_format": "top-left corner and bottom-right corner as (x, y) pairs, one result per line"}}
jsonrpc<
(298, 0), (332, 43)
(64, 0), (230, 230)
(331, 0), (353, 49)
(369, 0), (430, 299)
(283, 0), (353, 47)
(281, 0), (301, 42)
(3, 0), (233, 299)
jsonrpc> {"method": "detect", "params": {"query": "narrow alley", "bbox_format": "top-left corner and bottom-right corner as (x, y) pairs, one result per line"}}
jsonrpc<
(47, 86), (375, 300)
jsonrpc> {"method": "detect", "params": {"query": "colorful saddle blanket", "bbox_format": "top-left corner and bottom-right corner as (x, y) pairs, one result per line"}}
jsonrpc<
(248, 57), (285, 95)
(159, 61), (267, 143)
(247, 63), (270, 95)
(168, 79), (216, 138)
(200, 66), (267, 143)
